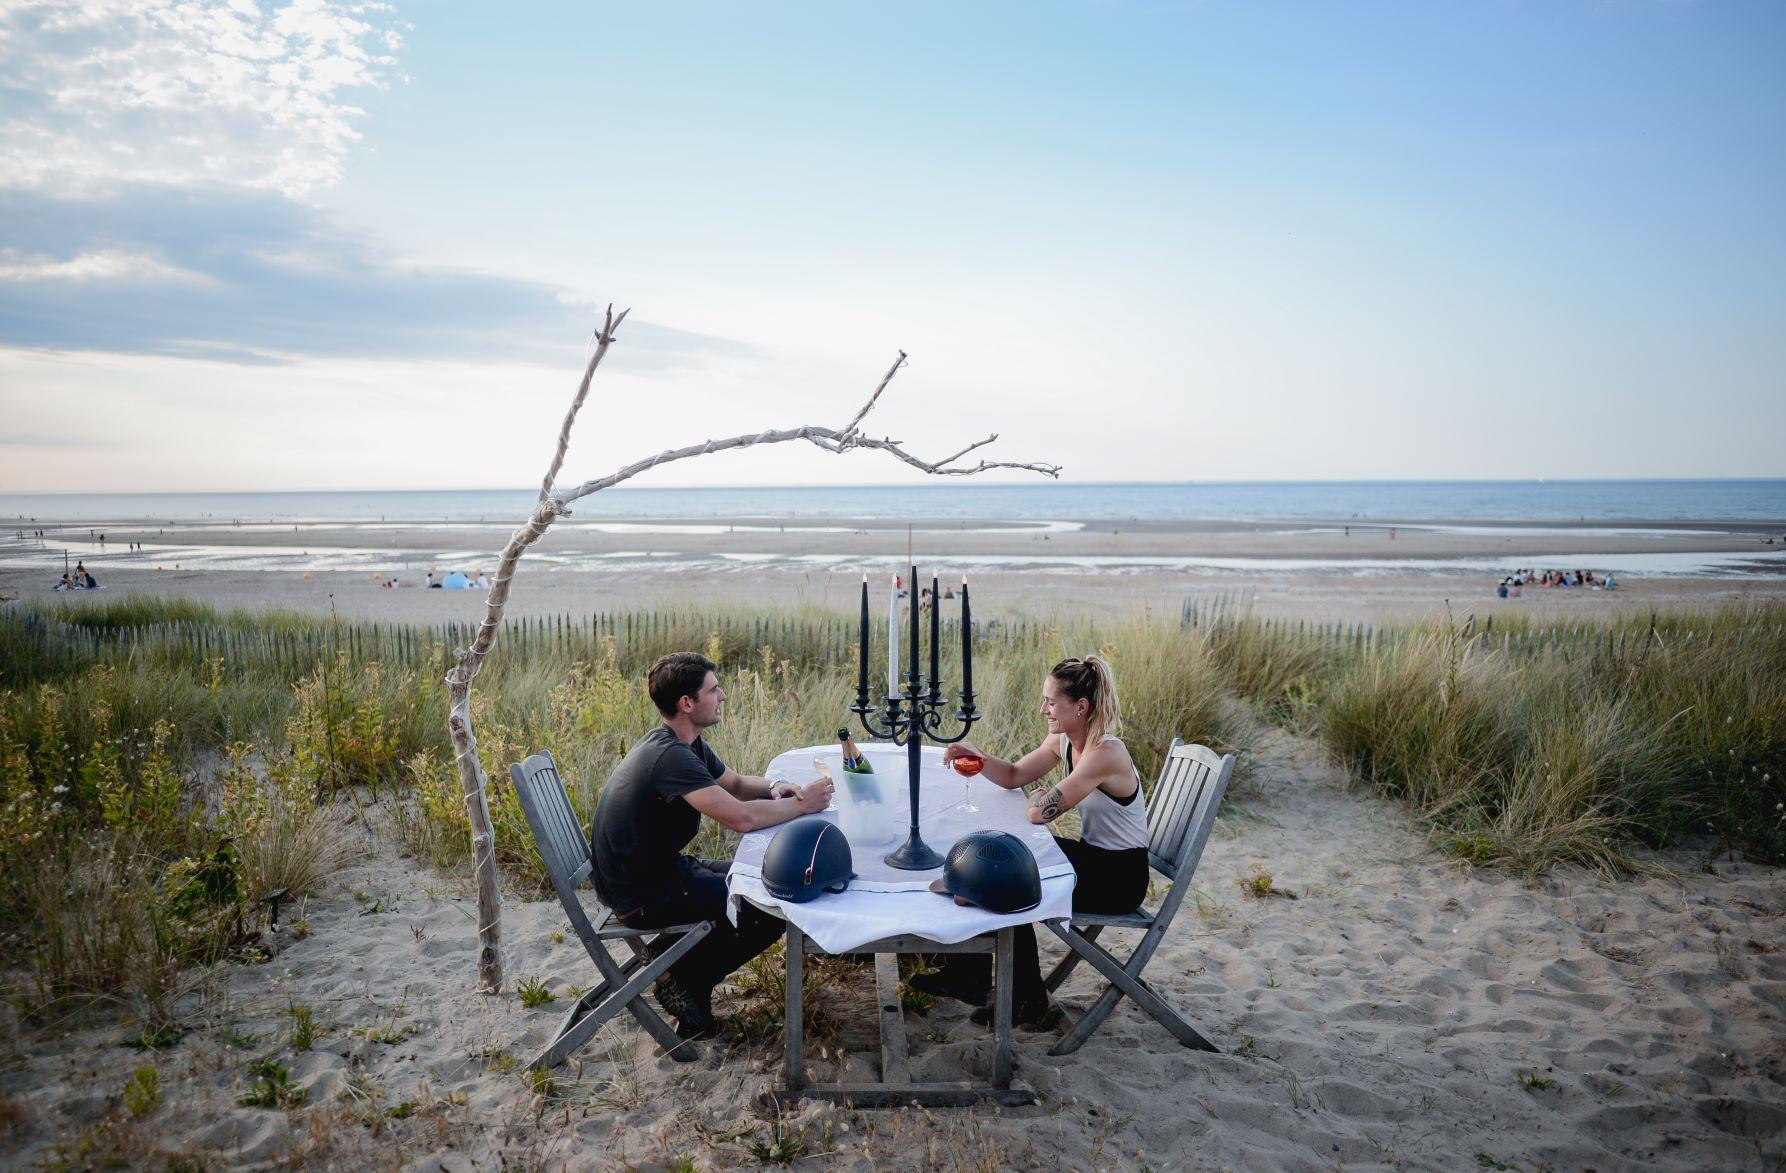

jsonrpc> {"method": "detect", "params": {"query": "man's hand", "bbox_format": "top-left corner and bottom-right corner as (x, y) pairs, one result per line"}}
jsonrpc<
(768, 781), (802, 799)
(795, 778), (834, 814)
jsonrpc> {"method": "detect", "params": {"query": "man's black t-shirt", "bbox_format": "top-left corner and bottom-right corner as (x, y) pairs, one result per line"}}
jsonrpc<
(588, 724), (727, 913)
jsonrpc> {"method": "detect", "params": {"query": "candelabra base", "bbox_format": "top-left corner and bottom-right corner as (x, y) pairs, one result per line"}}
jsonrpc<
(883, 832), (944, 871)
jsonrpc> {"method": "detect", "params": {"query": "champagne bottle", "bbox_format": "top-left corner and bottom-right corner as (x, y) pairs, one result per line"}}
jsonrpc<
(837, 727), (873, 774)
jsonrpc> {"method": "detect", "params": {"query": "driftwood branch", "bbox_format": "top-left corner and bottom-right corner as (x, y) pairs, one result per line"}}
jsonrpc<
(448, 310), (1058, 992)
(550, 364), (1059, 507)
(446, 305), (625, 992)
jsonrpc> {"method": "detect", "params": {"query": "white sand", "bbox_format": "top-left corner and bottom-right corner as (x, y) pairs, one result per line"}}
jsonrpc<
(4, 737), (1780, 1169)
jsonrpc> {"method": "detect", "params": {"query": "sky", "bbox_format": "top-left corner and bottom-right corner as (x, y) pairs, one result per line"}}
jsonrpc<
(1, 0), (1782, 492)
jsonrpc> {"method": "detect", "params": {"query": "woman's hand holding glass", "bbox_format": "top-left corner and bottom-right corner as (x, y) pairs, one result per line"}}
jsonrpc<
(942, 742), (984, 768)
(948, 745), (984, 813)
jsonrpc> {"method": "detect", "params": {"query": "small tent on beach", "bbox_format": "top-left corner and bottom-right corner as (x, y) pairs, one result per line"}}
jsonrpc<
(441, 570), (473, 589)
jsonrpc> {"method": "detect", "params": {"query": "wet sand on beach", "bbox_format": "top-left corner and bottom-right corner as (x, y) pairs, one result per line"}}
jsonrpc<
(5, 511), (1784, 625)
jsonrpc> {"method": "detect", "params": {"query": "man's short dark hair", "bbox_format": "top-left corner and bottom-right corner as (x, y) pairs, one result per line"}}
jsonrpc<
(647, 652), (718, 718)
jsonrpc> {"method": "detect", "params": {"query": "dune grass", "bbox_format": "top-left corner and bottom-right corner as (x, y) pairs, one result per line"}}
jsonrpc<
(1, 595), (1780, 1021)
(0, 601), (1244, 1016)
(1218, 602), (1786, 872)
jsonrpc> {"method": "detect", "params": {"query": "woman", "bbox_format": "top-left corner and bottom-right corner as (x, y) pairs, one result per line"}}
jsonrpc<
(918, 655), (1151, 1026)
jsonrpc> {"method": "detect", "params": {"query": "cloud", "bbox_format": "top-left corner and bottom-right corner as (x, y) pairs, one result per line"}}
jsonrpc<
(0, 432), (90, 446)
(0, 0), (403, 197)
(0, 184), (759, 368)
(0, 2), (760, 371)
(0, 247), (214, 283)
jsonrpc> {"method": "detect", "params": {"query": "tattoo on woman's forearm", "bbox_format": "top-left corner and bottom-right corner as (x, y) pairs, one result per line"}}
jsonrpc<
(1031, 785), (1066, 823)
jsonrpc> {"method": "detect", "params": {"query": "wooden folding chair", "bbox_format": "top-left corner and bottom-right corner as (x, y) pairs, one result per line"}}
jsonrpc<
(509, 751), (715, 1070)
(1042, 738), (1235, 1056)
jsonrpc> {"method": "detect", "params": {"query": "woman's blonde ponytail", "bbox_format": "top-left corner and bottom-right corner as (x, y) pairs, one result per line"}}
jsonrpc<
(1049, 655), (1123, 742)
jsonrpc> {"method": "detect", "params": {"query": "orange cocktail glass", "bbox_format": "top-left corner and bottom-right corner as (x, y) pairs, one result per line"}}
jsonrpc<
(951, 753), (983, 812)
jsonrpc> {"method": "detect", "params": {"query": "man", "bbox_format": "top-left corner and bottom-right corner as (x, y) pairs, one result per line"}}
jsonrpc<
(588, 651), (833, 1041)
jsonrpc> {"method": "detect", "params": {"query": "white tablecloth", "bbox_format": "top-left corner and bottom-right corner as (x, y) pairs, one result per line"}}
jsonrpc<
(727, 743), (1075, 953)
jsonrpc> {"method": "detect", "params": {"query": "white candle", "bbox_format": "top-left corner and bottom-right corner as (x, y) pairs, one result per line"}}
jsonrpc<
(888, 574), (899, 695)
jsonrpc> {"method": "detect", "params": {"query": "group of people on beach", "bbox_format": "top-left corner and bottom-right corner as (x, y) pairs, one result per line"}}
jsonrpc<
(1496, 568), (1614, 598)
(53, 562), (99, 591)
(587, 650), (1142, 1041)
(420, 570), (491, 590)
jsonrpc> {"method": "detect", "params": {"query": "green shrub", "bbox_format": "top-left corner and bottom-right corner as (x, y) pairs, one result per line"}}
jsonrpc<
(515, 977), (555, 1009)
(237, 1059), (304, 1109)
(122, 1066), (161, 1116)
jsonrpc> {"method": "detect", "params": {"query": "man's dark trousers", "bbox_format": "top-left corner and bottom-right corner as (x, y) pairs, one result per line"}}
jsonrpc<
(618, 858), (781, 994)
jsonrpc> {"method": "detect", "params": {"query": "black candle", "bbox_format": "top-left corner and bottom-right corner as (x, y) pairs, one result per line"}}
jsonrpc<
(960, 576), (973, 697)
(908, 563), (919, 688)
(929, 573), (940, 700)
(857, 574), (869, 703)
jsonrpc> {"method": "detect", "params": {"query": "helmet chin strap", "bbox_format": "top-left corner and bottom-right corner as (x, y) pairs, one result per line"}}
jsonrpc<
(803, 823), (833, 886)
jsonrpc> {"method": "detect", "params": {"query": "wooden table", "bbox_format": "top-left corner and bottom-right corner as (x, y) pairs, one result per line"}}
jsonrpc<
(758, 904), (1037, 1107)
(735, 744), (1073, 1107)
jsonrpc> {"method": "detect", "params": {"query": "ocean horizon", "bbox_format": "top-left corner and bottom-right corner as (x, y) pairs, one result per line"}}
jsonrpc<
(2, 479), (1783, 526)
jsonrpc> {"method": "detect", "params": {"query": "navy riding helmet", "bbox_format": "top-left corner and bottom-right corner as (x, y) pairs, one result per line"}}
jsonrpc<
(762, 818), (853, 903)
(929, 830), (1042, 914)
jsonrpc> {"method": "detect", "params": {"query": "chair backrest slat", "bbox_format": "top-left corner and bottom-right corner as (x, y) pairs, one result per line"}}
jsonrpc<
(1145, 740), (1195, 877)
(511, 751), (593, 889)
(1146, 741), (1232, 882)
(511, 751), (619, 984)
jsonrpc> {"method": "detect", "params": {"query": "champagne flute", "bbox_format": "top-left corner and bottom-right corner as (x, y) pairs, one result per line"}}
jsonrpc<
(951, 751), (983, 813)
(810, 757), (837, 810)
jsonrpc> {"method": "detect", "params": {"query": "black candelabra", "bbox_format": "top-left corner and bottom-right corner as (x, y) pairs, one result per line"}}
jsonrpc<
(850, 565), (978, 870)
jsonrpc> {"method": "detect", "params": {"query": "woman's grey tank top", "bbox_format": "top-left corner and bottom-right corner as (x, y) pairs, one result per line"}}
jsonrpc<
(1059, 732), (1150, 852)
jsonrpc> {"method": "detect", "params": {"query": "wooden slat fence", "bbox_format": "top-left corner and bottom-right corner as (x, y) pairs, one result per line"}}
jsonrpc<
(1, 609), (1041, 676)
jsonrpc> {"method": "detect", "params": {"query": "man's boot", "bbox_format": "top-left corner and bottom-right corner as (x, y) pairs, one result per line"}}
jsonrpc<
(654, 972), (717, 1040)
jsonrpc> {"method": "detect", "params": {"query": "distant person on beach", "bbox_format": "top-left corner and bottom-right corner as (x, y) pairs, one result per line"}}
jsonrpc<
(1497, 578), (1510, 599)
(587, 652), (833, 1042)
(923, 655), (1148, 1029)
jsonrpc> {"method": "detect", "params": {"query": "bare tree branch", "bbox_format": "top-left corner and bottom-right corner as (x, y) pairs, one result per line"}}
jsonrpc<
(552, 363), (1059, 508)
(837, 350), (907, 441)
(539, 306), (628, 506)
(448, 314), (1059, 992)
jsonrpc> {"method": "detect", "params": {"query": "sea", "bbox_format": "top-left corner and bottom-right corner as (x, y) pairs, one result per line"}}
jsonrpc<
(2, 480), (1783, 525)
